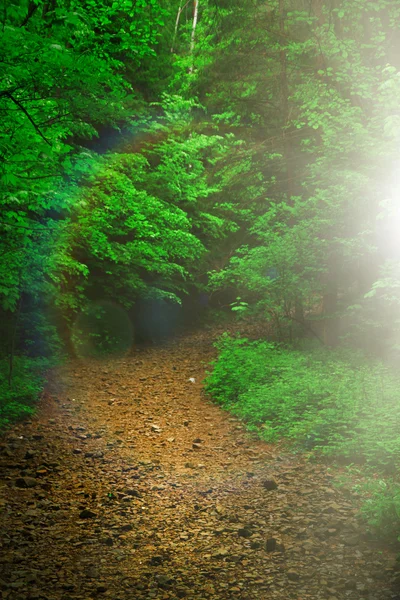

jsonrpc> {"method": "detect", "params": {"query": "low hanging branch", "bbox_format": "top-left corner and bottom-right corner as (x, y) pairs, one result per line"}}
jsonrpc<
(5, 92), (52, 146)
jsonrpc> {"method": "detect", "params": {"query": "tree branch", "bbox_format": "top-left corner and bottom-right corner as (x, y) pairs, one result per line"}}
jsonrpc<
(5, 93), (52, 146)
(0, 87), (18, 98)
(0, 219), (59, 232)
(171, 0), (191, 53)
(20, 2), (39, 27)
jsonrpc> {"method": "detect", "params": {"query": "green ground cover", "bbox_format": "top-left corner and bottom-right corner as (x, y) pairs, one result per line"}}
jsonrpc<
(205, 334), (400, 543)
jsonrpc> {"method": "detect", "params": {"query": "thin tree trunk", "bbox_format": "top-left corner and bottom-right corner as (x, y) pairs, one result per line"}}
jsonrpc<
(20, 1), (38, 27)
(279, 0), (293, 198)
(8, 294), (23, 388)
(171, 0), (184, 53)
(189, 0), (199, 73)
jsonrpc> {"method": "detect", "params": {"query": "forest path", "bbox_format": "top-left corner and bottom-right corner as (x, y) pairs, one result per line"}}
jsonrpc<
(0, 328), (397, 600)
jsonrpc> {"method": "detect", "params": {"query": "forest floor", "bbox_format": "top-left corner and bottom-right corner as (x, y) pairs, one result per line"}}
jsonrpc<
(0, 327), (399, 600)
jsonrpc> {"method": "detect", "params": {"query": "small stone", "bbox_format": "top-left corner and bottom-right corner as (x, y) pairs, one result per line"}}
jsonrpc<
(103, 537), (113, 546)
(24, 450), (35, 460)
(262, 478), (278, 490)
(343, 535), (359, 546)
(213, 547), (229, 558)
(238, 528), (252, 538)
(79, 509), (97, 519)
(15, 476), (37, 488)
(266, 538), (277, 552)
(183, 420), (190, 426)
(157, 574), (172, 588)
(193, 438), (202, 443)
(73, 448), (82, 454)
(287, 570), (300, 581)
(276, 541), (285, 552)
(192, 443), (202, 450)
(85, 566), (99, 579)
(61, 583), (75, 591)
(124, 489), (141, 498)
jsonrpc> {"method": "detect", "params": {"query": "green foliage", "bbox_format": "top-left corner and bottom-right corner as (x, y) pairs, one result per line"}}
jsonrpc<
(0, 3), (237, 410)
(66, 152), (205, 304)
(0, 0), (168, 417)
(205, 335), (400, 473)
(56, 102), (237, 311)
(195, 0), (400, 349)
(230, 297), (249, 314)
(1, 0), (400, 551)
(0, 357), (47, 429)
(361, 480), (400, 543)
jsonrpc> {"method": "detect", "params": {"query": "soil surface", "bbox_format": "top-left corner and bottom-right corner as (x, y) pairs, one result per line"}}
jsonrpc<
(0, 328), (399, 600)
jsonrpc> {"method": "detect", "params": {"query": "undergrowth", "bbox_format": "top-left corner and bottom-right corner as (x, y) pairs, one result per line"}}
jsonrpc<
(205, 334), (400, 542)
(0, 357), (49, 430)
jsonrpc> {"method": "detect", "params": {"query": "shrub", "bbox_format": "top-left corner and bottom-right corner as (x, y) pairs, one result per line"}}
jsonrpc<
(205, 335), (400, 472)
(0, 357), (49, 429)
(361, 480), (400, 543)
(206, 335), (400, 544)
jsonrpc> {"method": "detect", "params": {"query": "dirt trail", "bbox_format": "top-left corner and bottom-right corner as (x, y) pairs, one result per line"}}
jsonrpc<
(0, 329), (398, 600)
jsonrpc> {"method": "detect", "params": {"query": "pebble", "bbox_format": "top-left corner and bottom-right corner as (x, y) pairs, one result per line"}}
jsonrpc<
(79, 509), (97, 519)
(15, 476), (37, 488)
(262, 478), (278, 490)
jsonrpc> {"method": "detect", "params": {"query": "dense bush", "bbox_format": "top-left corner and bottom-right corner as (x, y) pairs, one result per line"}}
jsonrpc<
(205, 335), (400, 472)
(205, 334), (400, 542)
(361, 479), (400, 544)
(0, 357), (48, 429)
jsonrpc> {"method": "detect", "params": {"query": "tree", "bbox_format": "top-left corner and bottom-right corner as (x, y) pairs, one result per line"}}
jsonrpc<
(0, 0), (166, 378)
(190, 0), (400, 346)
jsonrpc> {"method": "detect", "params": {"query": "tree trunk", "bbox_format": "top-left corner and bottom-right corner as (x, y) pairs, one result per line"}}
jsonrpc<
(189, 0), (199, 73)
(278, 0), (293, 199)
(171, 0), (184, 53)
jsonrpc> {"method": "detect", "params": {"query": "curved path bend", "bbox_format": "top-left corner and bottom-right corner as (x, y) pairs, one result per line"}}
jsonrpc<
(0, 329), (398, 600)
